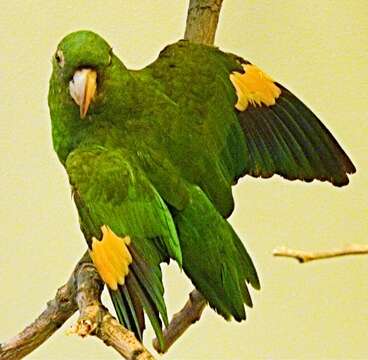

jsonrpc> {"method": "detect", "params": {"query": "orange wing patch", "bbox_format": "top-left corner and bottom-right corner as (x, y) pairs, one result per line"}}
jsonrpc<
(230, 64), (281, 111)
(89, 225), (132, 290)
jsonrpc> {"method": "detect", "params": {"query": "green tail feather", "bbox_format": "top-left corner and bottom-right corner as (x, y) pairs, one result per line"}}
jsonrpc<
(109, 285), (144, 340)
(129, 247), (169, 326)
(108, 243), (168, 349)
(175, 185), (259, 321)
(128, 271), (165, 349)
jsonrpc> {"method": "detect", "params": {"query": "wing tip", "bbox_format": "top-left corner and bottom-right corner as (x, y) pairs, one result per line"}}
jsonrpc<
(246, 170), (355, 188)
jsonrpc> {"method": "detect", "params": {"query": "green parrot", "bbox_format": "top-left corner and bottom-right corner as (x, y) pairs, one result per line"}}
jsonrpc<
(48, 31), (355, 348)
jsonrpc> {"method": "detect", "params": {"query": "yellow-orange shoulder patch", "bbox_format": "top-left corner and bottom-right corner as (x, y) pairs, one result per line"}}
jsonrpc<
(229, 64), (281, 111)
(89, 225), (132, 290)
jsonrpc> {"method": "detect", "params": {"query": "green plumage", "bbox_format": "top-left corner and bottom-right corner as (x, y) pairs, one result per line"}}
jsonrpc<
(175, 185), (259, 321)
(48, 31), (355, 346)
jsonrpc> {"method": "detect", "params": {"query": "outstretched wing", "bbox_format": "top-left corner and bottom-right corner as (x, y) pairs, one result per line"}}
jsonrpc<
(139, 41), (355, 214)
(230, 62), (356, 186)
(66, 146), (181, 347)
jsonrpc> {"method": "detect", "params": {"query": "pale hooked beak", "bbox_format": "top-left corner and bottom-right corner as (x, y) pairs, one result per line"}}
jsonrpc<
(69, 68), (97, 118)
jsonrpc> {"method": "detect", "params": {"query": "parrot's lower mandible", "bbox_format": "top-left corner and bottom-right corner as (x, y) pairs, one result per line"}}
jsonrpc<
(48, 31), (355, 348)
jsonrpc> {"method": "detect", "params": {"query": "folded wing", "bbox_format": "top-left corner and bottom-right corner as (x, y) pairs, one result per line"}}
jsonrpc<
(66, 146), (182, 348)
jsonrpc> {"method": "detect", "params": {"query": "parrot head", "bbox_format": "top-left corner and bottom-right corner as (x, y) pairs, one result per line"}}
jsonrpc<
(50, 30), (113, 119)
(49, 30), (136, 163)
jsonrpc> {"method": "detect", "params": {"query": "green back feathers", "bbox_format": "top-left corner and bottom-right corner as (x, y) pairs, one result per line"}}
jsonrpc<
(139, 41), (248, 216)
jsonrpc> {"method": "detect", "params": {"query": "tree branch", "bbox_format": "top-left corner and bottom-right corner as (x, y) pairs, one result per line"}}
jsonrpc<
(0, 253), (154, 360)
(273, 244), (368, 263)
(153, 290), (207, 353)
(0, 254), (83, 360)
(184, 0), (224, 45)
(69, 261), (154, 359)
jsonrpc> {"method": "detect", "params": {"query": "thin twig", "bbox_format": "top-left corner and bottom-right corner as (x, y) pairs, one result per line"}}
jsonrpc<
(153, 290), (207, 354)
(273, 244), (368, 263)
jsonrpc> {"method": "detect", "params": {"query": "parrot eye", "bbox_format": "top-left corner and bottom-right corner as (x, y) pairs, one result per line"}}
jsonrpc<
(55, 50), (65, 68)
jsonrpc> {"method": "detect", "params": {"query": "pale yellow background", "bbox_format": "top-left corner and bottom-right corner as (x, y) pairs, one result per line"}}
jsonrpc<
(0, 1), (367, 359)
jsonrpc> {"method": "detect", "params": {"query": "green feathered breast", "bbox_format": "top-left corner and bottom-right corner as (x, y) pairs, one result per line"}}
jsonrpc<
(48, 31), (355, 347)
